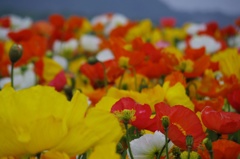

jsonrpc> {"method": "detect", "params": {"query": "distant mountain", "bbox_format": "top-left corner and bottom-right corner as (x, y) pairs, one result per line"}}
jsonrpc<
(0, 0), (238, 26)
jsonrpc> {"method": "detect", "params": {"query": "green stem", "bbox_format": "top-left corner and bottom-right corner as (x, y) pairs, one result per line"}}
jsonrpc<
(164, 128), (169, 159)
(156, 139), (170, 159)
(132, 68), (137, 91)
(187, 146), (191, 159)
(100, 62), (108, 87)
(10, 62), (14, 88)
(118, 72), (125, 89)
(208, 150), (213, 159)
(124, 123), (134, 159)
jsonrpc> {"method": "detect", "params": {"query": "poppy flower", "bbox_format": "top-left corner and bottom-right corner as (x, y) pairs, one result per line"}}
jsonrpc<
(0, 85), (122, 157)
(79, 62), (105, 88)
(198, 139), (240, 159)
(201, 106), (240, 134)
(128, 131), (174, 159)
(155, 102), (206, 150)
(192, 96), (224, 112)
(227, 88), (240, 113)
(111, 97), (157, 132)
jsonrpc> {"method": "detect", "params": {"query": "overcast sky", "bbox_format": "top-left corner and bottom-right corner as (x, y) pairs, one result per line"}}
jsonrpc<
(160, 0), (240, 15)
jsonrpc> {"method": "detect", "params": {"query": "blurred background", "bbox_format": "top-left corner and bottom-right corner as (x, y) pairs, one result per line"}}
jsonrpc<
(0, 0), (240, 26)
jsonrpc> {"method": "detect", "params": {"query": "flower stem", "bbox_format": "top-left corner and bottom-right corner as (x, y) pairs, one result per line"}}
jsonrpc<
(10, 62), (14, 88)
(118, 72), (125, 89)
(208, 150), (213, 159)
(124, 123), (134, 159)
(100, 62), (108, 87)
(187, 146), (191, 159)
(164, 128), (169, 159)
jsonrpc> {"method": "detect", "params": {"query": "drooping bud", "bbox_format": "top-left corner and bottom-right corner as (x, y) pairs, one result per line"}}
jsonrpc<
(161, 116), (170, 129)
(186, 135), (194, 149)
(9, 44), (23, 63)
(87, 56), (98, 65)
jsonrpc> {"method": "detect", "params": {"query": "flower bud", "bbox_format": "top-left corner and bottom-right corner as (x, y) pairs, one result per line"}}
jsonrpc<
(161, 116), (170, 129)
(87, 56), (98, 65)
(186, 135), (194, 148)
(203, 138), (212, 151)
(9, 44), (23, 63)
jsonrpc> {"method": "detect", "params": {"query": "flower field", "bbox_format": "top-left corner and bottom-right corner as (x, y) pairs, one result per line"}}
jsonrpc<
(0, 13), (240, 159)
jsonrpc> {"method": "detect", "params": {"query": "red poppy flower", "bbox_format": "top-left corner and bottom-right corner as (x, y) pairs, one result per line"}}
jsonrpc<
(80, 62), (105, 88)
(155, 102), (206, 150)
(201, 106), (240, 134)
(111, 97), (157, 132)
(48, 14), (65, 29)
(198, 139), (240, 159)
(48, 70), (67, 91)
(227, 88), (240, 113)
(0, 16), (10, 28)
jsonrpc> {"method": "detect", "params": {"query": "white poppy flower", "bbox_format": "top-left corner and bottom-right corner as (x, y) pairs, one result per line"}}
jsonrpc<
(53, 38), (78, 55)
(79, 34), (101, 53)
(185, 23), (206, 35)
(128, 131), (174, 159)
(91, 13), (129, 35)
(1, 63), (36, 90)
(0, 27), (10, 40)
(9, 14), (32, 31)
(96, 49), (114, 62)
(189, 35), (221, 54)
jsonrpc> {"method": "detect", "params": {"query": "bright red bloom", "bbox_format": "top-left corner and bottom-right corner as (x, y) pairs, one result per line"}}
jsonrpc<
(155, 102), (206, 150)
(111, 97), (157, 132)
(0, 16), (10, 28)
(201, 106), (240, 134)
(198, 139), (240, 159)
(80, 62), (105, 88)
(227, 88), (240, 113)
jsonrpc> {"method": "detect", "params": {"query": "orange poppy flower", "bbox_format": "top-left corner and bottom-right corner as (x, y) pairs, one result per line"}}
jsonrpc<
(184, 54), (211, 78)
(201, 106), (240, 134)
(85, 88), (107, 106)
(165, 71), (186, 87)
(192, 96), (224, 112)
(155, 102), (205, 150)
(198, 139), (240, 159)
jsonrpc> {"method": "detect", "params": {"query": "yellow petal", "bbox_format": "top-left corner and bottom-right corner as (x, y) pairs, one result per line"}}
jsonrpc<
(40, 150), (70, 159)
(89, 143), (120, 159)
(163, 82), (194, 110)
(54, 108), (123, 156)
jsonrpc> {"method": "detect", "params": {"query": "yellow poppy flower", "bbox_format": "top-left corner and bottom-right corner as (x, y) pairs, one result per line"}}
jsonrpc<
(96, 81), (193, 112)
(212, 48), (240, 80)
(0, 85), (122, 158)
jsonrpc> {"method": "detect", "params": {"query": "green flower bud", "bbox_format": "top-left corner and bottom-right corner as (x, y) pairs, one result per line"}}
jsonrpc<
(87, 56), (98, 65)
(161, 116), (170, 129)
(9, 44), (23, 63)
(186, 135), (194, 148)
